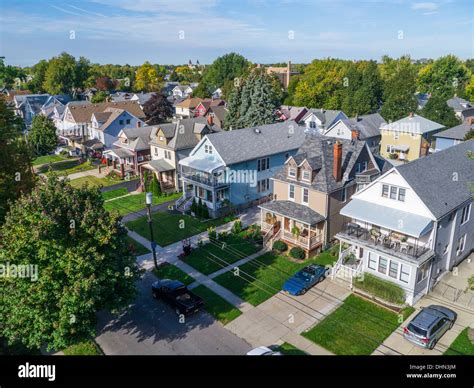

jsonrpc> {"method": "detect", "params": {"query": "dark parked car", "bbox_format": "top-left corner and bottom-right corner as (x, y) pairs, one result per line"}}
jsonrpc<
(282, 264), (327, 295)
(403, 305), (457, 349)
(152, 279), (204, 316)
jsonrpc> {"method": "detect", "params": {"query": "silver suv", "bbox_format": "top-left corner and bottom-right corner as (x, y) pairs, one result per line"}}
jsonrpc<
(403, 305), (457, 349)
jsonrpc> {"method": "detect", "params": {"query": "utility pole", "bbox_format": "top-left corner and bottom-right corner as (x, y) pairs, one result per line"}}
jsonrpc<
(146, 192), (158, 270)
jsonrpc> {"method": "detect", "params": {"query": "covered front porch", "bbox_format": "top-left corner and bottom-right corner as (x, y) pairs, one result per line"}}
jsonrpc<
(259, 200), (325, 252)
(141, 159), (177, 192)
(102, 147), (137, 179)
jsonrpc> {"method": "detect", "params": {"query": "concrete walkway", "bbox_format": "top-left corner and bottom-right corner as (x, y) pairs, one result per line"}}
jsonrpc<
(66, 167), (105, 180)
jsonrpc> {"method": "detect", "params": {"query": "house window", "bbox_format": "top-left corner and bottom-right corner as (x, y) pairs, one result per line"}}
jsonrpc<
(119, 120), (124, 125)
(355, 161), (368, 174)
(164, 150), (171, 160)
(208, 145), (213, 154)
(126, 119), (131, 124)
(456, 234), (466, 255)
(389, 261), (399, 279)
(341, 187), (347, 203)
(289, 184), (295, 200)
(137, 156), (144, 162)
(416, 262), (430, 283)
(204, 144), (213, 154)
(382, 184), (389, 198)
(257, 157), (270, 172)
(302, 170), (311, 181)
(302, 188), (309, 205)
(378, 257), (388, 274)
(368, 253), (377, 270)
(460, 204), (471, 224)
(398, 188), (406, 202)
(400, 264), (410, 283)
(288, 167), (296, 178)
(386, 145), (392, 153)
(390, 186), (397, 200)
(154, 147), (158, 155)
(309, 121), (316, 129)
(257, 178), (270, 193)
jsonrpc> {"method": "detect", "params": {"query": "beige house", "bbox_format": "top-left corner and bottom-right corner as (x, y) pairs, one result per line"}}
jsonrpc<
(380, 113), (444, 162)
(142, 116), (219, 192)
(260, 135), (386, 253)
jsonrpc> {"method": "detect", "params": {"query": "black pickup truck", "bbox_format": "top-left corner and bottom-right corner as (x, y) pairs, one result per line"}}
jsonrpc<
(151, 279), (204, 316)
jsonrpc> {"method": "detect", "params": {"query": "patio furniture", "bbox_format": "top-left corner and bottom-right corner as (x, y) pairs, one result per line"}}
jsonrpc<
(400, 242), (410, 254)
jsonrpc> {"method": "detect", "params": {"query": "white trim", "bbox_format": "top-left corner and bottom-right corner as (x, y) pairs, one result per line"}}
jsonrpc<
(288, 184), (295, 201)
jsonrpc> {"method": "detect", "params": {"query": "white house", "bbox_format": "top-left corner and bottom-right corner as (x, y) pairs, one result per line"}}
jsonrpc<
(172, 85), (194, 99)
(301, 109), (348, 134)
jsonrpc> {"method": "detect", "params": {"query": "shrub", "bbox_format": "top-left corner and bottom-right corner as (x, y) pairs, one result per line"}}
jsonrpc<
(272, 240), (288, 252)
(231, 219), (242, 235)
(218, 231), (228, 240)
(207, 226), (217, 240)
(354, 273), (405, 305)
(289, 246), (306, 259)
(201, 203), (210, 219)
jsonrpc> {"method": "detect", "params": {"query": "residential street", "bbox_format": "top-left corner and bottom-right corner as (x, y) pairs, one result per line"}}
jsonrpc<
(95, 271), (252, 355)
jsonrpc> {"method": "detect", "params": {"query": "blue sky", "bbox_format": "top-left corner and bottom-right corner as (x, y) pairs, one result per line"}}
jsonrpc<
(0, 0), (472, 66)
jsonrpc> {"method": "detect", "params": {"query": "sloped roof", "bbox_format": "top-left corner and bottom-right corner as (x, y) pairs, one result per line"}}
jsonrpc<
(273, 135), (370, 193)
(175, 97), (203, 109)
(349, 113), (386, 139)
(259, 200), (325, 226)
(396, 140), (474, 219)
(303, 109), (345, 128)
(447, 96), (473, 112)
(118, 126), (155, 151)
(381, 114), (444, 134)
(66, 101), (145, 123)
(207, 105), (227, 124)
(434, 122), (473, 140)
(205, 121), (306, 165)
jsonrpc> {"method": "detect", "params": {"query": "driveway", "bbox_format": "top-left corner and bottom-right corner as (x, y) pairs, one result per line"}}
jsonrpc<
(225, 278), (350, 355)
(95, 271), (252, 355)
(373, 255), (474, 355)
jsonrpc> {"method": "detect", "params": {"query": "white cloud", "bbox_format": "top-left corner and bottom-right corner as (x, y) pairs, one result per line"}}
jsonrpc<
(411, 2), (439, 12)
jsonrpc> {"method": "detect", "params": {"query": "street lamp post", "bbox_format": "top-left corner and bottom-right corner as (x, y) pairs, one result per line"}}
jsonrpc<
(146, 192), (158, 270)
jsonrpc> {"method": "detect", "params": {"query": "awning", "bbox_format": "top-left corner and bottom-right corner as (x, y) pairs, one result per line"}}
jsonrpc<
(259, 200), (325, 226)
(103, 147), (135, 158)
(179, 155), (224, 173)
(393, 144), (409, 152)
(340, 199), (433, 238)
(145, 158), (175, 172)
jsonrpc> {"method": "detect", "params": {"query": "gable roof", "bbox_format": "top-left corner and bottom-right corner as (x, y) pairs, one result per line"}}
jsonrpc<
(273, 135), (370, 193)
(175, 97), (203, 109)
(349, 113), (385, 139)
(302, 109), (346, 128)
(447, 96), (473, 112)
(380, 114), (444, 134)
(279, 105), (308, 121)
(150, 117), (220, 151)
(395, 140), (474, 219)
(66, 100), (145, 123)
(118, 126), (155, 151)
(434, 121), (473, 140)
(207, 105), (227, 124)
(203, 121), (306, 165)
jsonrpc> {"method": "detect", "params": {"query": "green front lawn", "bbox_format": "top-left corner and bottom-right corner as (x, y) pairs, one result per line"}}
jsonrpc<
(102, 187), (129, 200)
(38, 159), (97, 176)
(126, 211), (230, 247)
(125, 235), (150, 256)
(444, 328), (474, 355)
(183, 233), (262, 275)
(191, 284), (242, 324)
(153, 263), (195, 285)
(32, 154), (67, 166)
(70, 175), (125, 189)
(213, 251), (327, 306)
(63, 340), (103, 355)
(105, 192), (181, 216)
(302, 295), (413, 355)
(276, 342), (307, 355)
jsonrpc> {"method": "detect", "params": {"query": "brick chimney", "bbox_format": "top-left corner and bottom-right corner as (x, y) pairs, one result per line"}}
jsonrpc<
(333, 141), (343, 182)
(409, 112), (414, 118)
(207, 114), (214, 126)
(466, 116), (474, 126)
(351, 129), (360, 141)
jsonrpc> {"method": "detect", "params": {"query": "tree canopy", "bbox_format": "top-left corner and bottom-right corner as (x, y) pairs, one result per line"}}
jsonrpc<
(134, 61), (161, 92)
(143, 93), (174, 125)
(0, 175), (140, 351)
(29, 115), (58, 155)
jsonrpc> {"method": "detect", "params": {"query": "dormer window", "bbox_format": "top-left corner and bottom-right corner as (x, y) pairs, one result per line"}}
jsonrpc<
(288, 167), (297, 178)
(302, 170), (311, 182)
(355, 161), (368, 173)
(205, 144), (213, 154)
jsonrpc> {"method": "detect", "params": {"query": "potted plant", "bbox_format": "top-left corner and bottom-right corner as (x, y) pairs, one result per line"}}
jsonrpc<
(291, 226), (301, 239)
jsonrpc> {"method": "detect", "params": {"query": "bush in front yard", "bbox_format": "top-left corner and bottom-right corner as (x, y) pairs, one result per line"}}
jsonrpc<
(354, 273), (405, 305)
(289, 247), (306, 259)
(272, 240), (288, 252)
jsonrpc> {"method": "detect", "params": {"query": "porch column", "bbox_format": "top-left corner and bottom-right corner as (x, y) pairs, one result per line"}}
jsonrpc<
(307, 224), (311, 250)
(120, 163), (125, 178)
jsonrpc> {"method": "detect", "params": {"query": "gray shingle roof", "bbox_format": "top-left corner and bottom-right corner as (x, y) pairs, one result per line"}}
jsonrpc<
(302, 109), (346, 128)
(381, 114), (444, 134)
(273, 135), (371, 193)
(447, 96), (473, 112)
(434, 122), (473, 140)
(205, 121), (306, 165)
(259, 200), (325, 225)
(349, 113), (386, 139)
(396, 140), (474, 219)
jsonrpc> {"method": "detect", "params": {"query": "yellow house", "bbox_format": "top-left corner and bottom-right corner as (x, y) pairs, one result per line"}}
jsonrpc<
(380, 113), (444, 162)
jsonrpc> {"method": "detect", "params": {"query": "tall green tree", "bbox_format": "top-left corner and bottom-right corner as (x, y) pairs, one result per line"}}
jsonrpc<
(421, 93), (460, 128)
(43, 52), (77, 95)
(380, 63), (418, 121)
(26, 60), (49, 93)
(0, 99), (35, 223)
(0, 58), (26, 89)
(0, 175), (140, 351)
(224, 81), (243, 130)
(418, 55), (470, 96)
(197, 53), (250, 97)
(29, 115), (58, 155)
(91, 90), (109, 103)
(151, 173), (161, 197)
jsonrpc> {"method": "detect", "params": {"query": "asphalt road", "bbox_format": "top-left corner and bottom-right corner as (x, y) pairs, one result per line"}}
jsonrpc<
(95, 271), (252, 355)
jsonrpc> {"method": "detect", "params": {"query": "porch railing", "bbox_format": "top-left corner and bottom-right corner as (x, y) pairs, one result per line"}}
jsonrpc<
(340, 222), (431, 259)
(282, 230), (322, 249)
